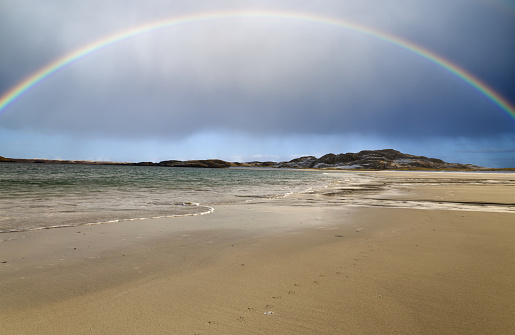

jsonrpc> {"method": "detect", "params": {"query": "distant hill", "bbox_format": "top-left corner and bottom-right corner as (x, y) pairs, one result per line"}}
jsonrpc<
(269, 149), (484, 170)
(144, 150), (486, 169)
(1, 149), (508, 170)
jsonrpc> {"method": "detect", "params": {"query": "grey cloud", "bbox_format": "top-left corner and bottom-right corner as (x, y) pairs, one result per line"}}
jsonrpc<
(1, 0), (514, 142)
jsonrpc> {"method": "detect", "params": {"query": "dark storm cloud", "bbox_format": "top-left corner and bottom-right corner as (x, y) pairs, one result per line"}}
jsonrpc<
(1, 0), (514, 142)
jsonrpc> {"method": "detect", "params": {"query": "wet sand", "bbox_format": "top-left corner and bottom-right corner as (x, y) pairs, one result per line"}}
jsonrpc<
(1, 171), (514, 334)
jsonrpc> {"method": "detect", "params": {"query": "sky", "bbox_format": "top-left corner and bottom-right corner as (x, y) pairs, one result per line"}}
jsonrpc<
(1, 0), (514, 167)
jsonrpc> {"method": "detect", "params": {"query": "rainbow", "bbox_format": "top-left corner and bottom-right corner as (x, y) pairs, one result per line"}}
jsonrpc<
(1, 11), (514, 120)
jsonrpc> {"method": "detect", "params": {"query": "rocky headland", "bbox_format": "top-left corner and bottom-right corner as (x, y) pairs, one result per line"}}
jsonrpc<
(270, 149), (484, 170)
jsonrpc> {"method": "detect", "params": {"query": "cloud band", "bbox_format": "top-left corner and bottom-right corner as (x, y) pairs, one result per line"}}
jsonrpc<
(1, 10), (514, 120)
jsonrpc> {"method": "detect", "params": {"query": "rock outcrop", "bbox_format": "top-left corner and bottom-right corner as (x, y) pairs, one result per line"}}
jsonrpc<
(274, 149), (482, 170)
(154, 159), (234, 168)
(1, 149), (492, 170)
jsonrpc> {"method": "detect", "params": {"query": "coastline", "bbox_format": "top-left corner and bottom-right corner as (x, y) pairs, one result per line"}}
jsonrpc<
(1, 171), (514, 334)
(4, 148), (515, 171)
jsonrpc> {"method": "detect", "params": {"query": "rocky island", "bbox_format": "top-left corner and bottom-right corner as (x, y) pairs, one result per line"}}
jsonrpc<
(271, 149), (483, 170)
(1, 149), (512, 170)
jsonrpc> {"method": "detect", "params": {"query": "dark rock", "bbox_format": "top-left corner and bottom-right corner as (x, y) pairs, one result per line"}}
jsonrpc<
(2, 149), (497, 170)
(274, 149), (485, 170)
(134, 161), (157, 166)
(158, 159), (233, 168)
(244, 161), (278, 167)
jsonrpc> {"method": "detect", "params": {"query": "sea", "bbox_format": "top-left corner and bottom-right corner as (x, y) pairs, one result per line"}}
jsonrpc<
(0, 162), (351, 233)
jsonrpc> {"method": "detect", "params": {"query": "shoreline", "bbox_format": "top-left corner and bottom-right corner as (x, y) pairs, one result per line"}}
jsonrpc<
(2, 169), (513, 235)
(0, 205), (216, 235)
(1, 171), (514, 334)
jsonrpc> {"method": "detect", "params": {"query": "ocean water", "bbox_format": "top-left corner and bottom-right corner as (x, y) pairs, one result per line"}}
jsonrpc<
(0, 163), (348, 233)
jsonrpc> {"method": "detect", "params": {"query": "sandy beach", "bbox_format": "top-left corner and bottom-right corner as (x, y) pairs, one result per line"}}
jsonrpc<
(1, 171), (514, 334)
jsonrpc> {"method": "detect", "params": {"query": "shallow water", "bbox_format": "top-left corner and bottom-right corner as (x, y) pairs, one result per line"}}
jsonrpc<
(0, 163), (352, 232)
(2, 164), (513, 233)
